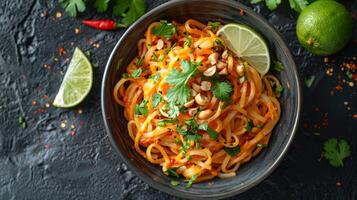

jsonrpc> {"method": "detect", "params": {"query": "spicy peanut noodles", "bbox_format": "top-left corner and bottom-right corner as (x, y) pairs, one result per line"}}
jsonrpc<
(113, 19), (281, 185)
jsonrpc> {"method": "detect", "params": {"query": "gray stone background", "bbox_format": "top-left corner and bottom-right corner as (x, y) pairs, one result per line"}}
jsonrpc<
(0, 0), (356, 199)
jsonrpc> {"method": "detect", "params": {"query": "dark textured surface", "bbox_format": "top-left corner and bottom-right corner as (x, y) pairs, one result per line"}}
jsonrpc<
(0, 0), (356, 199)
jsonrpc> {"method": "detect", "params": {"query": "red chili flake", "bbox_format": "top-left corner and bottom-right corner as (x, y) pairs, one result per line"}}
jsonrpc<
(353, 114), (357, 119)
(352, 74), (357, 81)
(70, 130), (76, 136)
(336, 181), (342, 187)
(239, 8), (244, 16)
(42, 95), (49, 99)
(169, 158), (176, 166)
(31, 100), (37, 106)
(58, 47), (66, 56)
(335, 85), (343, 91)
(302, 123), (308, 128)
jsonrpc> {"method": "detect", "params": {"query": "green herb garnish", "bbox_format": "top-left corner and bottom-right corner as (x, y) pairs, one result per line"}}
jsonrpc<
(273, 61), (285, 72)
(245, 120), (254, 132)
(166, 61), (200, 105)
(167, 168), (179, 178)
(152, 20), (176, 39)
(274, 85), (284, 97)
(134, 100), (149, 116)
(224, 146), (241, 157)
(198, 123), (218, 140)
(130, 68), (142, 78)
(323, 138), (351, 167)
(212, 81), (232, 101)
(152, 93), (162, 108)
(215, 39), (225, 49)
(208, 21), (220, 32)
(185, 175), (198, 188)
(304, 75), (315, 88)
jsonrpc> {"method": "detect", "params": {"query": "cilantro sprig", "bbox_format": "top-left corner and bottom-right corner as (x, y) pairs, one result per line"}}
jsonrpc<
(224, 146), (241, 157)
(323, 138), (351, 167)
(166, 61), (200, 105)
(152, 20), (177, 39)
(250, 0), (309, 12)
(59, 0), (146, 26)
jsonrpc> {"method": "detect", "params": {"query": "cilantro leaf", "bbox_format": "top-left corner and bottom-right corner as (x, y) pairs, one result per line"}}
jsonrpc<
(212, 81), (232, 101)
(274, 85), (284, 97)
(186, 134), (202, 142)
(208, 22), (220, 32)
(166, 61), (199, 105)
(149, 73), (160, 82)
(224, 146), (241, 157)
(273, 61), (285, 72)
(134, 100), (148, 116)
(265, 0), (282, 10)
(245, 120), (254, 132)
(346, 71), (353, 80)
(167, 104), (180, 118)
(304, 75), (315, 88)
(184, 34), (192, 47)
(113, 0), (146, 26)
(157, 119), (178, 127)
(215, 39), (225, 49)
(185, 175), (198, 188)
(170, 180), (180, 186)
(198, 123), (218, 140)
(152, 93), (162, 108)
(152, 21), (176, 39)
(59, 0), (86, 17)
(288, 0), (308, 12)
(167, 168), (179, 178)
(323, 138), (351, 167)
(94, 0), (110, 12)
(130, 68), (142, 78)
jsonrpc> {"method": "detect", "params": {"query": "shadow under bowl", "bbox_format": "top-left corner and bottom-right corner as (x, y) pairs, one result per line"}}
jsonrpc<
(101, 0), (301, 199)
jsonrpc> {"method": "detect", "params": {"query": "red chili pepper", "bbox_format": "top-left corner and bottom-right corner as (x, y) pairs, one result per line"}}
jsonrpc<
(82, 19), (125, 30)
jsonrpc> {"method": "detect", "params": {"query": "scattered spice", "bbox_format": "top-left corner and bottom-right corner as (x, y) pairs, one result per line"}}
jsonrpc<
(336, 181), (342, 187)
(239, 8), (244, 16)
(58, 47), (66, 56)
(353, 114), (357, 119)
(55, 11), (62, 18)
(75, 28), (80, 34)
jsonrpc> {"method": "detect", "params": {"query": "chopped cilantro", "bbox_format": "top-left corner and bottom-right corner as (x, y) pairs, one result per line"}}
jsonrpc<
(152, 93), (162, 108)
(198, 123), (218, 140)
(134, 100), (149, 116)
(167, 168), (179, 178)
(224, 146), (241, 157)
(185, 175), (198, 188)
(149, 73), (161, 82)
(170, 180), (180, 186)
(346, 71), (353, 80)
(157, 119), (178, 127)
(130, 68), (142, 78)
(184, 34), (192, 47)
(245, 120), (254, 132)
(257, 143), (268, 148)
(304, 75), (315, 88)
(208, 21), (220, 32)
(215, 39), (225, 49)
(273, 61), (285, 72)
(274, 85), (284, 97)
(137, 57), (143, 66)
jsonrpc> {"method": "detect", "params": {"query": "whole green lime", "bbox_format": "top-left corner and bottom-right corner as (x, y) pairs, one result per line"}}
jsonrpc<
(296, 0), (353, 55)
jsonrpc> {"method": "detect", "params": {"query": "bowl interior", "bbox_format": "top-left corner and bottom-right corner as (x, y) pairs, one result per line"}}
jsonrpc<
(102, 0), (300, 199)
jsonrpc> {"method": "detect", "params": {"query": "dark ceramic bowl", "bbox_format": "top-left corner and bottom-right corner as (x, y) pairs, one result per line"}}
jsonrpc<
(101, 0), (301, 199)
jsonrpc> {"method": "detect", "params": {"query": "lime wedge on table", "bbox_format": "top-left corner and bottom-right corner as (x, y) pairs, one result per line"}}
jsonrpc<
(217, 24), (270, 76)
(53, 47), (93, 108)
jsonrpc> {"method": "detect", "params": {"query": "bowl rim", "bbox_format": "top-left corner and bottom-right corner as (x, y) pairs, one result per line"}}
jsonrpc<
(101, 0), (302, 199)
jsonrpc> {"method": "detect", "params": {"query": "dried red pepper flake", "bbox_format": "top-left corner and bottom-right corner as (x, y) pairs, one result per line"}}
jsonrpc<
(335, 85), (343, 91)
(58, 47), (66, 56)
(31, 100), (37, 106)
(239, 8), (244, 16)
(336, 181), (342, 187)
(70, 130), (76, 136)
(353, 114), (357, 119)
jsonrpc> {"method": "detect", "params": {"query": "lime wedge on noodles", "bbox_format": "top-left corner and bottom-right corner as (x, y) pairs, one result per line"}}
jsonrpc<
(217, 24), (270, 76)
(53, 47), (93, 108)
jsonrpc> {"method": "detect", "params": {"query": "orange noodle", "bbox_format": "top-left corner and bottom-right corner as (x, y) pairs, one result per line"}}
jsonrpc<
(113, 19), (281, 184)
